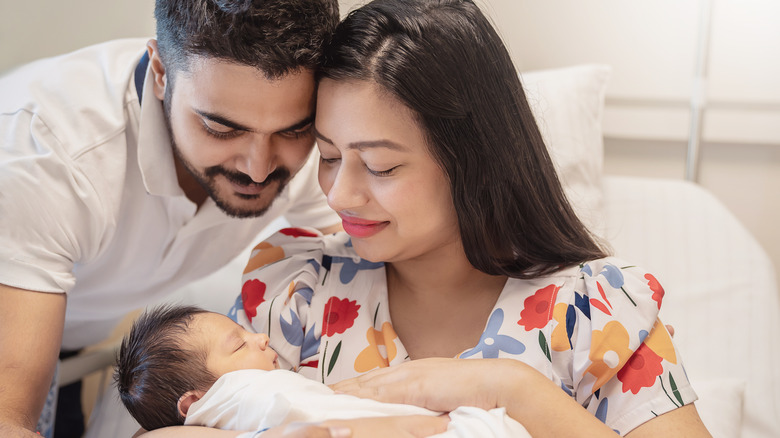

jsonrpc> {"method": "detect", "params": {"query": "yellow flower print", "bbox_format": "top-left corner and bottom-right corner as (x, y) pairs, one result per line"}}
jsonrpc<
(354, 322), (398, 372)
(643, 319), (677, 364)
(586, 321), (634, 392)
(243, 241), (285, 274)
(551, 302), (571, 352)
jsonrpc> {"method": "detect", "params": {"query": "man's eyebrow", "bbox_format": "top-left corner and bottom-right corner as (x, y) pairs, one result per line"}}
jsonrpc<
(280, 115), (315, 132)
(195, 109), (253, 131)
(313, 127), (406, 151)
(195, 110), (314, 133)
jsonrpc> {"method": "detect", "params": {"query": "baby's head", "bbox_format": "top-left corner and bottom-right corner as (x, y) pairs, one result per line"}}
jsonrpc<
(114, 304), (278, 430)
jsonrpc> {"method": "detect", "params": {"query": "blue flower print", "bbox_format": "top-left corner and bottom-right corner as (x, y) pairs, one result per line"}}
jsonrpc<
(306, 259), (321, 275)
(280, 309), (304, 347)
(227, 293), (242, 322)
(600, 264), (625, 288)
(301, 323), (321, 360)
(581, 264), (594, 277)
(595, 397), (609, 423)
(332, 256), (384, 284)
(295, 287), (314, 305)
(461, 309), (525, 358)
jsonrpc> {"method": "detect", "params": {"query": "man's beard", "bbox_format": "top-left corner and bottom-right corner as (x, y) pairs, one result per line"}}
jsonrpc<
(162, 86), (290, 218)
(176, 146), (291, 218)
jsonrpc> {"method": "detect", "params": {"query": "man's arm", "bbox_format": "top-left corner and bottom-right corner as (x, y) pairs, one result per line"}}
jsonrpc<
(0, 284), (66, 437)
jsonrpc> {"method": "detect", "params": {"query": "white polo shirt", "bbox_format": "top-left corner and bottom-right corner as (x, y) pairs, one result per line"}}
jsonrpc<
(0, 39), (338, 349)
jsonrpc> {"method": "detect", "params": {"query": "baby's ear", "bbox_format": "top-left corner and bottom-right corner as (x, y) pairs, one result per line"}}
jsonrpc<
(177, 390), (206, 419)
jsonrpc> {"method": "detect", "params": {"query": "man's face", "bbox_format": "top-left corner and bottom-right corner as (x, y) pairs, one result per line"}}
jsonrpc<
(161, 56), (316, 218)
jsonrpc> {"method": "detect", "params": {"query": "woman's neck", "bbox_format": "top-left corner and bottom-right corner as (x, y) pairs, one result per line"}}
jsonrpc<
(385, 246), (508, 359)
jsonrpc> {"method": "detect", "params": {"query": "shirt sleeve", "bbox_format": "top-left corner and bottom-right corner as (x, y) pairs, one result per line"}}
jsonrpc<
(230, 228), (330, 372)
(282, 151), (340, 231)
(0, 110), (106, 293)
(557, 259), (698, 435)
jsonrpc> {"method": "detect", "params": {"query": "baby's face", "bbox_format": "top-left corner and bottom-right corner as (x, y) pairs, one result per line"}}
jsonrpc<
(192, 312), (279, 377)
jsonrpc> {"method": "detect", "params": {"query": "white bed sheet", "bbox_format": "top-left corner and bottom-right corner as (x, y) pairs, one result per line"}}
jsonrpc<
(602, 175), (780, 438)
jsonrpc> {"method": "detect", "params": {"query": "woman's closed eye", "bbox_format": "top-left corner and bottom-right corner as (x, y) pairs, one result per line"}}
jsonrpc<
(367, 164), (400, 177)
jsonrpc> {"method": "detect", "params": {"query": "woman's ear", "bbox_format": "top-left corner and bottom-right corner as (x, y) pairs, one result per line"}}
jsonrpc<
(145, 39), (168, 101)
(177, 390), (206, 419)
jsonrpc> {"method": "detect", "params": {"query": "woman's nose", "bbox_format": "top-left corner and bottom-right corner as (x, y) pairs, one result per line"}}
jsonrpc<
(325, 164), (368, 212)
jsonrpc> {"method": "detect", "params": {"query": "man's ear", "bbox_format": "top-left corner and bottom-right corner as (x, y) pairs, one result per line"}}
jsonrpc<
(177, 390), (206, 419)
(146, 39), (168, 101)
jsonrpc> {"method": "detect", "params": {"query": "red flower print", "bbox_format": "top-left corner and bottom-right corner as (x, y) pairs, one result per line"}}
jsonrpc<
(645, 274), (665, 309)
(242, 279), (267, 323)
(299, 359), (319, 369)
(322, 297), (361, 336)
(589, 282), (613, 316)
(617, 343), (664, 394)
(280, 227), (319, 238)
(518, 284), (561, 331)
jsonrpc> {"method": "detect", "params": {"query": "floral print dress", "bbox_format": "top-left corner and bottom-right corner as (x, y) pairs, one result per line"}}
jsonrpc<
(229, 228), (697, 436)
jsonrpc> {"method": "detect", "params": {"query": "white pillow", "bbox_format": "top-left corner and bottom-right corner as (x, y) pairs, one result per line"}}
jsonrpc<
(521, 64), (611, 237)
(690, 379), (745, 438)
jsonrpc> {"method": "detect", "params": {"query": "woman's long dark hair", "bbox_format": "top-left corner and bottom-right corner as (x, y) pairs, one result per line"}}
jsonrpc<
(319, 0), (608, 278)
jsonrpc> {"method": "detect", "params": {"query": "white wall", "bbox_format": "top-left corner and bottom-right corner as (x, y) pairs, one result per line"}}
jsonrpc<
(470, 0), (780, 281)
(3, 0), (778, 280)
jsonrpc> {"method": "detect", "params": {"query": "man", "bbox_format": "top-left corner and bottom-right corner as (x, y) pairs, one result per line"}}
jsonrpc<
(0, 0), (341, 436)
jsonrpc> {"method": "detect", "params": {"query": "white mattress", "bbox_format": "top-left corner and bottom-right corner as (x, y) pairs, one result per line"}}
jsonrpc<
(602, 175), (780, 438)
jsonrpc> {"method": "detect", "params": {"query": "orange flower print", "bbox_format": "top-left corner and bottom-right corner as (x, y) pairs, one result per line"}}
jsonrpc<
(243, 241), (285, 274)
(354, 322), (398, 372)
(585, 321), (634, 392)
(645, 274), (665, 310)
(518, 284), (561, 331)
(322, 297), (360, 337)
(617, 343), (664, 394)
(550, 302), (571, 352)
(643, 319), (677, 364)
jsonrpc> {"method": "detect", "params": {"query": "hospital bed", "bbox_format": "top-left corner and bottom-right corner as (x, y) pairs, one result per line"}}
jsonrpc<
(64, 65), (779, 438)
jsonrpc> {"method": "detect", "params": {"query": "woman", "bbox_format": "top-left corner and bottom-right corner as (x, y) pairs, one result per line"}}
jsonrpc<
(146, 0), (710, 437)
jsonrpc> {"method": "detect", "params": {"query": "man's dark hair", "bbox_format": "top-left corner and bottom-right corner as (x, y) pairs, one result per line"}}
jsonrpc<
(319, 0), (608, 279)
(155, 0), (340, 81)
(114, 304), (216, 431)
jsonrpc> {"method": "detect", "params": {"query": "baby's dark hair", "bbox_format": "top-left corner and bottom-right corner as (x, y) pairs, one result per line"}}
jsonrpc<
(114, 304), (217, 430)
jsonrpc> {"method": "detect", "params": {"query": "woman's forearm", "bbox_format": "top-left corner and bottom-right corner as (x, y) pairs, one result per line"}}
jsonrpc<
(492, 360), (617, 437)
(138, 426), (245, 438)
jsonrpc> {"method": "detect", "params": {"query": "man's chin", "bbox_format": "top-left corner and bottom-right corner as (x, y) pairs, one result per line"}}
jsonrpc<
(210, 186), (285, 218)
(212, 197), (274, 218)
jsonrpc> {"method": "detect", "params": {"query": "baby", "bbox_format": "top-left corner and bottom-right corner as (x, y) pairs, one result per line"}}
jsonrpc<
(115, 304), (529, 437)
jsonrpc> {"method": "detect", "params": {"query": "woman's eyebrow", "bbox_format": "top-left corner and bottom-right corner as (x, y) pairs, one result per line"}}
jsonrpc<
(313, 127), (407, 151)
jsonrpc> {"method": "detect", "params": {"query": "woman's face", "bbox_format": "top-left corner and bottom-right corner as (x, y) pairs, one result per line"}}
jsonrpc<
(314, 78), (460, 264)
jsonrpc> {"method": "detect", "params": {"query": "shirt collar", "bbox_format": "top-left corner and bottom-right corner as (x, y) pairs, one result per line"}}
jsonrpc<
(136, 64), (185, 198)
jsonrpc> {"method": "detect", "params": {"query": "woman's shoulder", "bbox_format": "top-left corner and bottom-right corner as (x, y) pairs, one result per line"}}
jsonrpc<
(242, 228), (356, 273)
(506, 256), (666, 332)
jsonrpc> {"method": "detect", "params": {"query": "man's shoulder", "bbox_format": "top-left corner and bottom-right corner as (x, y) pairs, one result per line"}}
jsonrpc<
(0, 38), (149, 156)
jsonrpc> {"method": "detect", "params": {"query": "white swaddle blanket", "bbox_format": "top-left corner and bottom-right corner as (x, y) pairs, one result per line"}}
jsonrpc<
(185, 369), (530, 438)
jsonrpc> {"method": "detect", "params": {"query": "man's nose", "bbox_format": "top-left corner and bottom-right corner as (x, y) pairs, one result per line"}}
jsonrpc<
(237, 136), (276, 182)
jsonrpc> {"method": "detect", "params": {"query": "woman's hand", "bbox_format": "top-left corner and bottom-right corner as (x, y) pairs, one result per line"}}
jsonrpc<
(330, 358), (618, 438)
(330, 358), (519, 413)
(319, 416), (449, 438)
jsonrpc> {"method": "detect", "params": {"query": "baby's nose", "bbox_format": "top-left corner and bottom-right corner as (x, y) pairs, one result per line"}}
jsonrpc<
(254, 333), (270, 349)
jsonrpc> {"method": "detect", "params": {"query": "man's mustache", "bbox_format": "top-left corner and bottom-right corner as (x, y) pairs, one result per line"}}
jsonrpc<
(205, 166), (291, 187)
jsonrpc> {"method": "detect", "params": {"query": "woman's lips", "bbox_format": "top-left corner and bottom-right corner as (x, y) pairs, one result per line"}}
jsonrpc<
(340, 215), (389, 238)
